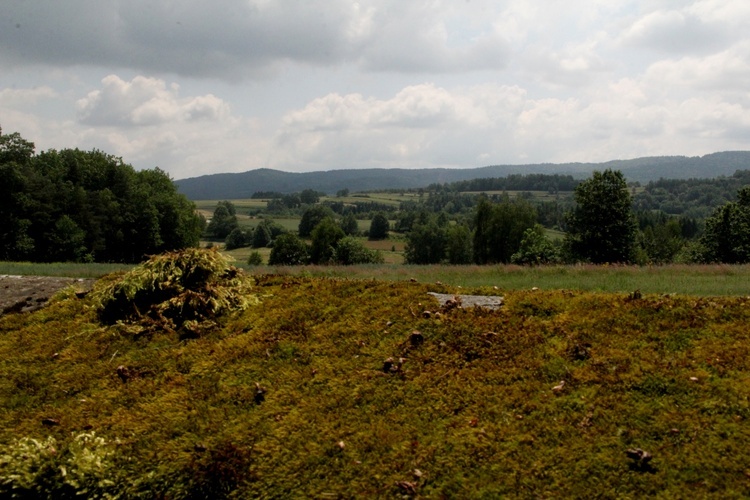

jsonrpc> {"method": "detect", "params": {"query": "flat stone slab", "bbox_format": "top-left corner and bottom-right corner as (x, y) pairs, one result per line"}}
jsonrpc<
(428, 292), (504, 310)
(0, 275), (94, 316)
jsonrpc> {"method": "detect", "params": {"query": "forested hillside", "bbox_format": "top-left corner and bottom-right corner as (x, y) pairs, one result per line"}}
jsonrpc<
(174, 151), (750, 199)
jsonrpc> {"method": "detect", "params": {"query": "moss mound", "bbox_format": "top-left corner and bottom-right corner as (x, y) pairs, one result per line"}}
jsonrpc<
(92, 248), (255, 337)
(2, 276), (750, 497)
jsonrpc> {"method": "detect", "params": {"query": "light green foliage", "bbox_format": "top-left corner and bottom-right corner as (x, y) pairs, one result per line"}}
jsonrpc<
(566, 169), (637, 263)
(333, 236), (384, 264)
(91, 247), (255, 337)
(511, 224), (561, 265)
(0, 433), (118, 498)
(247, 251), (264, 266)
(268, 233), (309, 265)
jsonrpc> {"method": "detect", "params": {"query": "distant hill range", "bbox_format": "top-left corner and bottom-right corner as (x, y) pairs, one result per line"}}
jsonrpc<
(174, 151), (750, 200)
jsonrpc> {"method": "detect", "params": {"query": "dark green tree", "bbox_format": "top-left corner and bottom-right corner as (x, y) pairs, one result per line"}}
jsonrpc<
(445, 224), (473, 264)
(252, 222), (273, 248)
(700, 187), (750, 263)
(299, 205), (334, 237)
(368, 213), (390, 240)
(0, 132), (203, 263)
(340, 213), (359, 236)
(224, 228), (251, 250)
(269, 233), (309, 265)
(206, 201), (239, 240)
(0, 127), (35, 165)
(565, 169), (637, 263)
(404, 221), (446, 264)
(300, 189), (322, 205)
(309, 218), (345, 264)
(473, 197), (537, 264)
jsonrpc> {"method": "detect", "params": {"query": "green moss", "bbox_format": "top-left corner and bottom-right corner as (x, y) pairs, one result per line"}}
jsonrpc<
(3, 276), (750, 497)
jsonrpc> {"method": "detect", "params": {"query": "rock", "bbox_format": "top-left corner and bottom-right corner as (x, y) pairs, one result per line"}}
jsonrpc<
(116, 365), (131, 383)
(254, 382), (266, 404)
(626, 448), (652, 462)
(409, 330), (424, 347)
(383, 357), (395, 373)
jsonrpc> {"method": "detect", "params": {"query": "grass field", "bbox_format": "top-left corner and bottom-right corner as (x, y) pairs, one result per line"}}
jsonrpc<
(4, 260), (748, 296)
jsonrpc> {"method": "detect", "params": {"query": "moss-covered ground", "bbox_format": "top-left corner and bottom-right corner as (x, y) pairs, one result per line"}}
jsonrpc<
(2, 274), (750, 497)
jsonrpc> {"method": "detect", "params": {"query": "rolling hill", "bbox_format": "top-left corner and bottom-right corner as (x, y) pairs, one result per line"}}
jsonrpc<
(174, 151), (750, 199)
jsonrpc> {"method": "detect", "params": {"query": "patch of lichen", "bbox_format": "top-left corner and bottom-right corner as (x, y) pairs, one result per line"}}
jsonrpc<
(2, 275), (750, 497)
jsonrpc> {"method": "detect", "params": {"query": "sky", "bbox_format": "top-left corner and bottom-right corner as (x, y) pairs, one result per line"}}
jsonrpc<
(2, 1), (749, 180)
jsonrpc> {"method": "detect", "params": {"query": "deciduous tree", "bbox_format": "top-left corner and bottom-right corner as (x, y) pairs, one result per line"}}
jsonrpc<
(565, 169), (637, 263)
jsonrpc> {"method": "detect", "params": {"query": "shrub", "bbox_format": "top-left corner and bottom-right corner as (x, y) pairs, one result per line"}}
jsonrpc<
(91, 247), (255, 337)
(247, 251), (263, 266)
(333, 237), (384, 264)
(268, 233), (309, 265)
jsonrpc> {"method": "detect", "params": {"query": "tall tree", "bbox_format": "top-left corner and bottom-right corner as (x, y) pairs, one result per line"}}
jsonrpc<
(565, 169), (637, 264)
(299, 205), (334, 237)
(473, 197), (537, 264)
(701, 187), (750, 263)
(309, 217), (345, 264)
(206, 201), (239, 240)
(368, 213), (390, 240)
(404, 221), (446, 264)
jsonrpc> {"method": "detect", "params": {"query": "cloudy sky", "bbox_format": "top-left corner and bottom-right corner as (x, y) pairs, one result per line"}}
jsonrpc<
(2, 1), (749, 179)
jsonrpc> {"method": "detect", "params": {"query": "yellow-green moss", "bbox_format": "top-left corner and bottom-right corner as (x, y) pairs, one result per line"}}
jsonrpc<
(2, 275), (750, 497)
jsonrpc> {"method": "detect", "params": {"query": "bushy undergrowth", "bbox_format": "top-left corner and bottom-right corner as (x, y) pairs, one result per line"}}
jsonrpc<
(2, 272), (750, 497)
(91, 248), (256, 338)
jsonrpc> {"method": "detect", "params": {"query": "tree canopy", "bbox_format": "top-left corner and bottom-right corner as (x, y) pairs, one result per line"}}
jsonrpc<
(565, 169), (637, 264)
(0, 128), (204, 263)
(700, 187), (750, 263)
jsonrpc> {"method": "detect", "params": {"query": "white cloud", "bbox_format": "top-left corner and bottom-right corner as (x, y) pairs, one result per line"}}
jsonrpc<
(76, 75), (230, 127)
(0, 86), (58, 107)
(3, 1), (750, 178)
(645, 41), (750, 93)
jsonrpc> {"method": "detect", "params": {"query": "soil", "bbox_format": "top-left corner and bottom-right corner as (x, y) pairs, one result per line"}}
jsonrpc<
(0, 275), (96, 316)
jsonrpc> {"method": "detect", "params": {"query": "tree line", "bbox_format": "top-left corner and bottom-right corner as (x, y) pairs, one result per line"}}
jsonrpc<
(0, 128), (204, 263)
(209, 167), (750, 266)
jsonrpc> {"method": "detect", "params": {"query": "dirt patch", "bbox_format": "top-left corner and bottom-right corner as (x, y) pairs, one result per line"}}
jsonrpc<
(0, 275), (95, 316)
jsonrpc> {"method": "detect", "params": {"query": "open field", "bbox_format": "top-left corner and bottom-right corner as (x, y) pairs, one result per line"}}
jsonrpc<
(4, 260), (750, 296)
(241, 264), (750, 297)
(2, 266), (750, 497)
